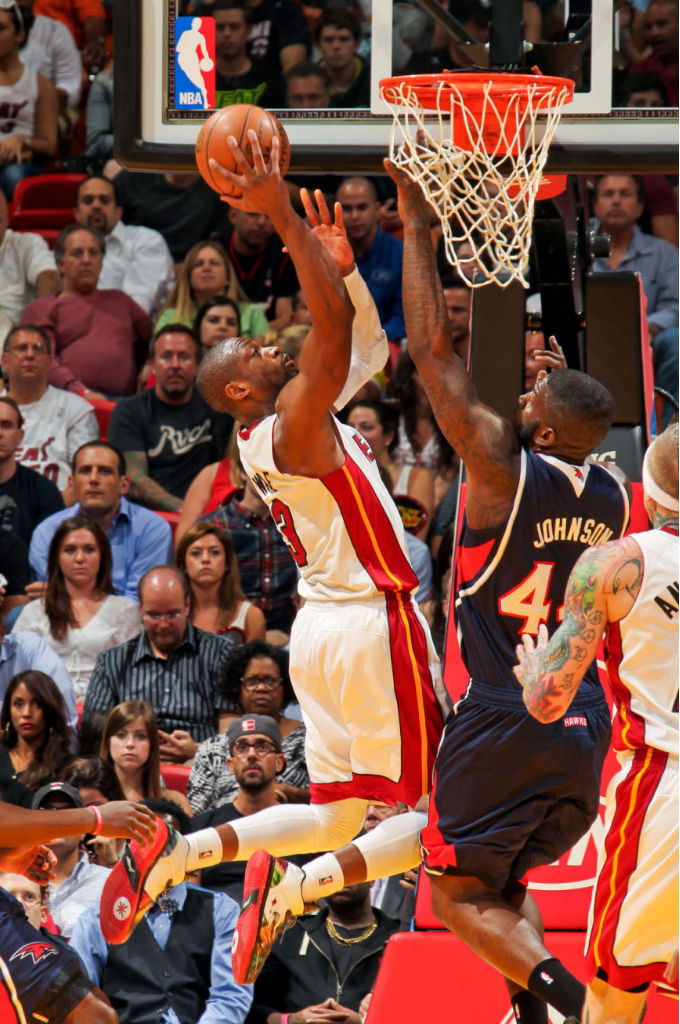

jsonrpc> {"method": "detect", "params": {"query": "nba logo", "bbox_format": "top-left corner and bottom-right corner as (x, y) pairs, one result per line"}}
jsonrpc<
(174, 17), (215, 110)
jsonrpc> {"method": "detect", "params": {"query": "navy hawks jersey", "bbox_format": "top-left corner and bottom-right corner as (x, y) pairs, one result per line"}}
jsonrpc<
(454, 449), (629, 702)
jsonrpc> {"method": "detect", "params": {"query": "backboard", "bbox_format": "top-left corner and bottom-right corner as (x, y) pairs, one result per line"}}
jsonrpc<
(114, 0), (678, 174)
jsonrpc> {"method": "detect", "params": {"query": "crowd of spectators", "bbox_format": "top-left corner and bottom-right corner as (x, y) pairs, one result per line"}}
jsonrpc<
(0, 1), (676, 1022)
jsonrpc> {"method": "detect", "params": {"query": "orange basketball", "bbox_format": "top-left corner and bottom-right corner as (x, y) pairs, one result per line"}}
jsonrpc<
(195, 104), (290, 199)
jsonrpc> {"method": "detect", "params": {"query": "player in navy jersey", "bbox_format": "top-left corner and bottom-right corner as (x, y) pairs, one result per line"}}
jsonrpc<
(387, 162), (630, 1024)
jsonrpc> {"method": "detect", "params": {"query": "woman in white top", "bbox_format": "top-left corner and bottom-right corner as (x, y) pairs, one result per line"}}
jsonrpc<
(175, 521), (266, 644)
(14, 515), (141, 702)
(0, 4), (57, 199)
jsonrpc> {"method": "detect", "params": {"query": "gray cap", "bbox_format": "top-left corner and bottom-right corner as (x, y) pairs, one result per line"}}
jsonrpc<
(227, 714), (283, 754)
(32, 781), (84, 810)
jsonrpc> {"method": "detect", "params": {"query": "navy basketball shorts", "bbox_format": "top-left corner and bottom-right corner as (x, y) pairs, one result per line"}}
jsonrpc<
(420, 680), (611, 892)
(0, 888), (93, 1024)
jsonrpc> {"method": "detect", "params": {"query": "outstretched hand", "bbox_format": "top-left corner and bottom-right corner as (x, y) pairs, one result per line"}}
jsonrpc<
(210, 131), (288, 217)
(301, 188), (355, 276)
(532, 335), (567, 374)
(383, 156), (430, 221)
(513, 623), (549, 697)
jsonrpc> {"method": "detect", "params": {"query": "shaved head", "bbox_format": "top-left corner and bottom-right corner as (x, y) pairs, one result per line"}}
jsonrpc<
(196, 337), (244, 414)
(646, 421), (679, 500)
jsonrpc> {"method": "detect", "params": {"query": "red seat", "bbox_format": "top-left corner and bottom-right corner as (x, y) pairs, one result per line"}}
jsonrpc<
(160, 765), (191, 796)
(9, 173), (85, 213)
(9, 173), (86, 234)
(11, 226), (61, 249)
(155, 511), (181, 538)
(85, 397), (116, 440)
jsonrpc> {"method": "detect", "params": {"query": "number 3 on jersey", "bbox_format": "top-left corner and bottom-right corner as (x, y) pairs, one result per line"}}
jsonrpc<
(499, 561), (564, 634)
(271, 498), (308, 567)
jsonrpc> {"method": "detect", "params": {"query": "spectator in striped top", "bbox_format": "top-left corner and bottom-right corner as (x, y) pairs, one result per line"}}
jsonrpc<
(81, 566), (240, 765)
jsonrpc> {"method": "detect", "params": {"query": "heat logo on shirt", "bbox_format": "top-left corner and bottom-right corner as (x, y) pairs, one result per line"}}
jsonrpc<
(174, 18), (216, 110)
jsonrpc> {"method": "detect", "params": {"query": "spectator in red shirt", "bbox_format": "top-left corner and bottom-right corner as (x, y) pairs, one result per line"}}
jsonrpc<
(21, 225), (152, 400)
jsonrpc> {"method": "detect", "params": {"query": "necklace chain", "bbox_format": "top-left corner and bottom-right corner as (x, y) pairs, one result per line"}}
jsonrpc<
(325, 916), (378, 946)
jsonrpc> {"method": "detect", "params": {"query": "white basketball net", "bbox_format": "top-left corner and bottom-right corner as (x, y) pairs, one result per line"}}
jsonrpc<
(381, 76), (572, 288)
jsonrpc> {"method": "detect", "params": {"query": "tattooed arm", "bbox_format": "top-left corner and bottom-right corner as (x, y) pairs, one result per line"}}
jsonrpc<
(513, 536), (644, 722)
(124, 452), (183, 513)
(384, 160), (519, 529)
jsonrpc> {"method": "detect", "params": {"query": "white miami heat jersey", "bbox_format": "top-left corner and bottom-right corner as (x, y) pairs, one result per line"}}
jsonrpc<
(238, 415), (418, 603)
(606, 527), (679, 757)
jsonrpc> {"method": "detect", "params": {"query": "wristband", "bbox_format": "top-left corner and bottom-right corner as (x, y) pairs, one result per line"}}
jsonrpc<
(280, 1016), (289, 1024)
(90, 804), (104, 835)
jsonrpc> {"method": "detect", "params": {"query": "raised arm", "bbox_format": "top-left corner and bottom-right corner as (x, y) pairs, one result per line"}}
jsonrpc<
(513, 536), (644, 722)
(300, 189), (388, 412)
(212, 135), (354, 475)
(385, 160), (519, 527)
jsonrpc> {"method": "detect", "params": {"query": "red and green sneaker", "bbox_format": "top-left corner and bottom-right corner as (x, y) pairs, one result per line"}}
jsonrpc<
(232, 850), (305, 984)
(100, 820), (188, 944)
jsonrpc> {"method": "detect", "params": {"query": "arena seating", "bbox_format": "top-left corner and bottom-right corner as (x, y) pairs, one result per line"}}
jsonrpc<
(160, 764), (191, 796)
(86, 397), (116, 441)
(8, 173), (86, 233)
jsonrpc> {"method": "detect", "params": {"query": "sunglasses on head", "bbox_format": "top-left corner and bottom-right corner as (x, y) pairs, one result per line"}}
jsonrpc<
(0, 1), (24, 31)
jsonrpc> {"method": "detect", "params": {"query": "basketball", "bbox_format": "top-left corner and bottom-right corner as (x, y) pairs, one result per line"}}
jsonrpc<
(199, 57), (214, 72)
(195, 104), (290, 199)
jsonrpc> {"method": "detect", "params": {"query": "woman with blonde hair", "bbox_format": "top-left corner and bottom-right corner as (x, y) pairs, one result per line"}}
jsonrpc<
(100, 701), (192, 816)
(175, 522), (265, 643)
(155, 240), (268, 338)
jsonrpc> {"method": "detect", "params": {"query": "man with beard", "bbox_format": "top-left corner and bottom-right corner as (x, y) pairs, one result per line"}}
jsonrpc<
(108, 325), (234, 512)
(383, 162), (630, 1024)
(190, 714), (298, 904)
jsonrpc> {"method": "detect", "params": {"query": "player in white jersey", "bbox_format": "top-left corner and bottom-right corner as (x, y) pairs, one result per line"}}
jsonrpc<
(100, 135), (445, 981)
(514, 423), (679, 1024)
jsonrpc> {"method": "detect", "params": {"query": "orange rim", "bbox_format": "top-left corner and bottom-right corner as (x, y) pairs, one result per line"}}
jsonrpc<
(380, 70), (575, 111)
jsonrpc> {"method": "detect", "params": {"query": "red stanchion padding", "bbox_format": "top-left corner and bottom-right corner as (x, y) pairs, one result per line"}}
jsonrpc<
(367, 930), (677, 1023)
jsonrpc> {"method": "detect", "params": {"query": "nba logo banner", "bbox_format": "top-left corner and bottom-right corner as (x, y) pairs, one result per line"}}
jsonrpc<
(174, 17), (215, 110)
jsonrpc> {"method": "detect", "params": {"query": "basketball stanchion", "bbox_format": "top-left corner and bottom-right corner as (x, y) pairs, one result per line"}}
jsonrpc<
(379, 70), (574, 289)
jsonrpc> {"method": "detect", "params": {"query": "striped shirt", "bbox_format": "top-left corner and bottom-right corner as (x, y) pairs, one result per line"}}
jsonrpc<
(83, 623), (238, 741)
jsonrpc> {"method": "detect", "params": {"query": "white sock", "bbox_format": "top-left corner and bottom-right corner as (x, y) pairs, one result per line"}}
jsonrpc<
(300, 853), (345, 904)
(185, 828), (223, 872)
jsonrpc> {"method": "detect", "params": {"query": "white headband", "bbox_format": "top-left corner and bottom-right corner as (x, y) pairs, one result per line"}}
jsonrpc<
(642, 447), (679, 511)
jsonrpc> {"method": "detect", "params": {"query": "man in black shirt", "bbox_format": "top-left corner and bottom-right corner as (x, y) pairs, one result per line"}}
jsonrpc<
(218, 209), (298, 330)
(214, 0), (286, 108)
(108, 325), (233, 512)
(0, 395), (63, 544)
(190, 714), (290, 904)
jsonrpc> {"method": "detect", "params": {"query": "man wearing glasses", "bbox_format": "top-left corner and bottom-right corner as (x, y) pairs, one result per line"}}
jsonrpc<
(1, 325), (98, 498)
(189, 714), (308, 905)
(82, 565), (239, 763)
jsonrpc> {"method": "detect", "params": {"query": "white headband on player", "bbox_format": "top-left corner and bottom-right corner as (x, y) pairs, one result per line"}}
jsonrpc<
(642, 447), (679, 511)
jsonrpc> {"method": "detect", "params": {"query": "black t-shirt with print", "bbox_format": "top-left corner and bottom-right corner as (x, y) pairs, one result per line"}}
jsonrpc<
(108, 389), (234, 500)
(0, 463), (64, 545)
(215, 58), (286, 109)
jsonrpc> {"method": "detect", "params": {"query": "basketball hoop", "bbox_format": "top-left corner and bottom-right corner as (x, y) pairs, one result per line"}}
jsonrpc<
(379, 70), (574, 288)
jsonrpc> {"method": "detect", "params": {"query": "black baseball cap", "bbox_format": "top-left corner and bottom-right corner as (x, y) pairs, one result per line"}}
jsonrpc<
(32, 782), (84, 810)
(226, 714), (283, 754)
